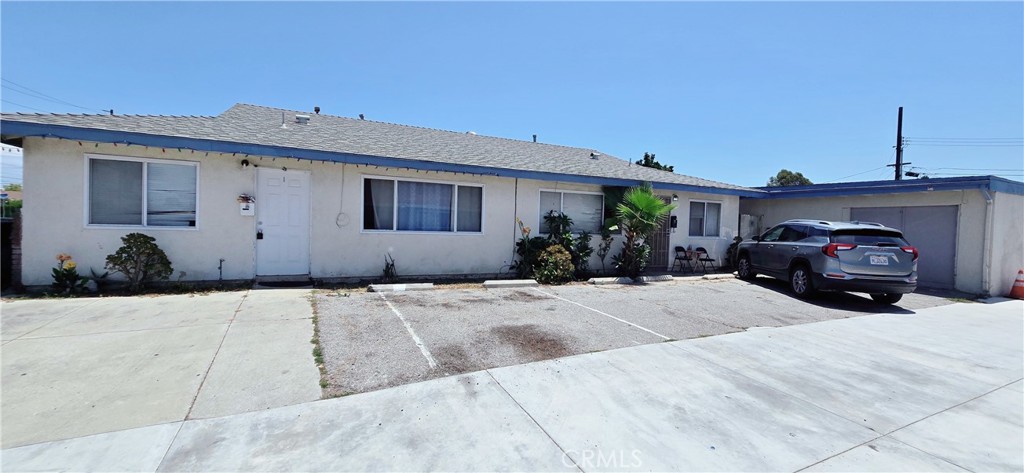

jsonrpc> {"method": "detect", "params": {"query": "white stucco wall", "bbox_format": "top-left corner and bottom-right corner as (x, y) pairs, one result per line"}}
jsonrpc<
(20, 137), (742, 285)
(21, 138), (257, 285)
(739, 190), (989, 294)
(989, 191), (1024, 296)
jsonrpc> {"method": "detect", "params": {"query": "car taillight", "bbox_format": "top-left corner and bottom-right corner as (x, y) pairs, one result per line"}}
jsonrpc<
(822, 243), (856, 258)
(901, 246), (919, 261)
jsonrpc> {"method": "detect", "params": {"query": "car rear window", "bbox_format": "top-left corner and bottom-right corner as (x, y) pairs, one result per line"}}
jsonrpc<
(831, 230), (909, 247)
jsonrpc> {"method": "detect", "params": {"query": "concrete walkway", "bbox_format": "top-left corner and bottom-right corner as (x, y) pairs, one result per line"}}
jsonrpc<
(3, 299), (1021, 471)
(0, 289), (321, 450)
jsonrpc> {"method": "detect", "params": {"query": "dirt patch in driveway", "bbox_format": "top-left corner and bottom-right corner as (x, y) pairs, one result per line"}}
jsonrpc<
(490, 324), (571, 360)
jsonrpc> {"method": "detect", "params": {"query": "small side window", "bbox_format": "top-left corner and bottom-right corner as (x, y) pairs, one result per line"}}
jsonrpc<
(779, 225), (809, 242)
(761, 226), (785, 242)
(801, 226), (830, 244)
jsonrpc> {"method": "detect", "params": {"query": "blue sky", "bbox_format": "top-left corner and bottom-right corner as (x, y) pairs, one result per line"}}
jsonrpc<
(2, 2), (1021, 187)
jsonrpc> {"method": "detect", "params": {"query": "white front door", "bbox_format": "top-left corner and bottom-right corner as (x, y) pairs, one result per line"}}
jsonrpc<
(256, 168), (311, 276)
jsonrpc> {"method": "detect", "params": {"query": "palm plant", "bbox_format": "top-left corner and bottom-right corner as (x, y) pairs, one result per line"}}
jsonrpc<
(613, 184), (675, 278)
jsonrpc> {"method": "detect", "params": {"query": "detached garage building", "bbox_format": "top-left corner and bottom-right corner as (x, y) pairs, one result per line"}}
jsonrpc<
(740, 176), (1024, 297)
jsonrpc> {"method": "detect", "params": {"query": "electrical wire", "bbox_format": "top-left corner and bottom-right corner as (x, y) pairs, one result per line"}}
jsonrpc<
(0, 98), (49, 113)
(822, 149), (896, 183)
(1, 78), (105, 113)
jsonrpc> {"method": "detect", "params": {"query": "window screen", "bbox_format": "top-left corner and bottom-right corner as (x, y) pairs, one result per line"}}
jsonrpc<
(689, 201), (722, 237)
(397, 181), (453, 232)
(363, 179), (395, 230)
(456, 186), (483, 232)
(147, 163), (197, 226)
(90, 159), (143, 225)
(540, 191), (602, 233)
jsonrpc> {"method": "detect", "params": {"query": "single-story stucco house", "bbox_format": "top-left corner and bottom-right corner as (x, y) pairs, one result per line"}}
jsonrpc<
(739, 177), (1024, 296)
(0, 104), (761, 287)
(2, 104), (1021, 297)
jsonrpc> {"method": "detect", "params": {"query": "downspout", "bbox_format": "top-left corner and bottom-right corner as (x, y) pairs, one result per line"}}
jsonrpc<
(511, 178), (519, 268)
(981, 186), (994, 296)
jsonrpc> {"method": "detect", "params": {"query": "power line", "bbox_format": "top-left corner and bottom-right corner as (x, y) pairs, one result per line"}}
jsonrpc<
(0, 78), (105, 113)
(0, 98), (50, 113)
(905, 143), (1023, 147)
(823, 149), (896, 183)
(904, 136), (1022, 141)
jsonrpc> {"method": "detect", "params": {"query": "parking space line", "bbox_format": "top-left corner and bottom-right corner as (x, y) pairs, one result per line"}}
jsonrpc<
(379, 293), (439, 370)
(532, 288), (671, 341)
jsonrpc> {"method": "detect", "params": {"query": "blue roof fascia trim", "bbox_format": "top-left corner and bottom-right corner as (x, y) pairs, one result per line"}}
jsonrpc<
(755, 182), (986, 199)
(1, 120), (761, 197)
(989, 176), (1024, 196)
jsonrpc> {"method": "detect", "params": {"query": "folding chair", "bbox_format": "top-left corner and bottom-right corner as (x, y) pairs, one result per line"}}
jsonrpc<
(671, 246), (695, 273)
(695, 247), (717, 274)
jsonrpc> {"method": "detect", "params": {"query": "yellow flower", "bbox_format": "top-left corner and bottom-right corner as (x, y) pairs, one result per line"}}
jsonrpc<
(63, 261), (77, 270)
(56, 253), (72, 263)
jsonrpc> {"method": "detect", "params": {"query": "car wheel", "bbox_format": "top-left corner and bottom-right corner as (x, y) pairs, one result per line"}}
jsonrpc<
(790, 265), (815, 298)
(870, 293), (903, 305)
(737, 255), (756, 280)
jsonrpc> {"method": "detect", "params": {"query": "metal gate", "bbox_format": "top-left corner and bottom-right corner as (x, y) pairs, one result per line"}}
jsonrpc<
(850, 205), (958, 289)
(646, 198), (673, 271)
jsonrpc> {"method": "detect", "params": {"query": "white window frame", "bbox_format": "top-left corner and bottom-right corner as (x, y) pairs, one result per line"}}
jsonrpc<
(688, 200), (722, 238)
(83, 153), (200, 230)
(538, 189), (605, 234)
(360, 174), (485, 235)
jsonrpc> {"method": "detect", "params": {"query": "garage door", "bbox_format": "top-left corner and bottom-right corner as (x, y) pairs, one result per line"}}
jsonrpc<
(850, 206), (958, 289)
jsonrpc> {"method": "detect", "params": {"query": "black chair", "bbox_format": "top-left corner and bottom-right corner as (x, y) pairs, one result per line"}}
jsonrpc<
(694, 247), (717, 273)
(672, 246), (695, 273)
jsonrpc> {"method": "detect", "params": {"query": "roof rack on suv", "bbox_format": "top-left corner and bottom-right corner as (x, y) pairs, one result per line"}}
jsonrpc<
(848, 221), (884, 227)
(784, 219), (833, 226)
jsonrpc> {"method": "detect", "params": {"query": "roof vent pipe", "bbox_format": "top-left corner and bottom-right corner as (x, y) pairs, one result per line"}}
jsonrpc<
(532, 134), (537, 143)
(359, 114), (365, 120)
(314, 106), (320, 114)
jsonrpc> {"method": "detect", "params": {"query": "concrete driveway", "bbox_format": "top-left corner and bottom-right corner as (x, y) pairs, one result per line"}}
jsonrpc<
(3, 298), (1020, 471)
(315, 278), (953, 396)
(0, 289), (321, 449)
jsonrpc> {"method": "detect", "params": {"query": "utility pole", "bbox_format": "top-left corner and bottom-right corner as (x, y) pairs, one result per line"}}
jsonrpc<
(888, 106), (910, 180)
(895, 106), (904, 180)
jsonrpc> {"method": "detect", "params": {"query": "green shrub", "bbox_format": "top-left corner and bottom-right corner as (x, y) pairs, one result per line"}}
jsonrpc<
(512, 218), (548, 278)
(105, 233), (173, 293)
(535, 244), (574, 285)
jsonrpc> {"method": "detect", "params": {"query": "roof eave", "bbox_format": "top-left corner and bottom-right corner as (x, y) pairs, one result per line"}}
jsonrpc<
(0, 119), (762, 197)
(749, 176), (1024, 199)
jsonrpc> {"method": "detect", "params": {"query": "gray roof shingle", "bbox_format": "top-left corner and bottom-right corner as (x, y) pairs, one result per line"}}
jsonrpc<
(1, 103), (755, 192)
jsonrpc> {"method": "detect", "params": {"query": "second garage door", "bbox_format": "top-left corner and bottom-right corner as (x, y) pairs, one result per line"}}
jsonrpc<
(849, 205), (958, 289)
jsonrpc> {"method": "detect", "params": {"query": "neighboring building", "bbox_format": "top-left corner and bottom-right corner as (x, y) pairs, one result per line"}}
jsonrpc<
(0, 144), (23, 188)
(0, 104), (760, 286)
(740, 177), (1024, 296)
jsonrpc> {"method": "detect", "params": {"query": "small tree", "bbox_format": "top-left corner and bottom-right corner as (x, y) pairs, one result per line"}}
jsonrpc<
(105, 233), (173, 293)
(767, 169), (813, 187)
(635, 152), (674, 172)
(2, 183), (22, 191)
(613, 185), (675, 278)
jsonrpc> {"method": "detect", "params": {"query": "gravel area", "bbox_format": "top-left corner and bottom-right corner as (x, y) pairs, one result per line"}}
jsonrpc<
(314, 277), (955, 397)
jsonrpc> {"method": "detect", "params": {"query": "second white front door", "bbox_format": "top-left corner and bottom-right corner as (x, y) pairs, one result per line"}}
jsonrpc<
(256, 168), (311, 276)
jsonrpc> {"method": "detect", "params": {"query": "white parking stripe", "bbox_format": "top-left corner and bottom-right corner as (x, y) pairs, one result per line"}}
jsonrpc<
(532, 288), (671, 341)
(379, 293), (439, 370)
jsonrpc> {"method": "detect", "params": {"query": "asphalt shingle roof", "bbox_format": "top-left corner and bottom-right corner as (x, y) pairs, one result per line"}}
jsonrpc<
(1, 103), (755, 192)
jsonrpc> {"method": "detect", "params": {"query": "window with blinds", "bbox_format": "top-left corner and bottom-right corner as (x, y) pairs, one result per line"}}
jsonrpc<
(88, 156), (197, 227)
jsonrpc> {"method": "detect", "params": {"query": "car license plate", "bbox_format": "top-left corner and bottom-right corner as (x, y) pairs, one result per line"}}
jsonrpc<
(870, 255), (889, 265)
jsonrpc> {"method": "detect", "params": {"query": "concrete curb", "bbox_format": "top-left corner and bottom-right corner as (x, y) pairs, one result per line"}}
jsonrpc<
(702, 273), (736, 280)
(635, 275), (674, 283)
(368, 283), (435, 292)
(483, 280), (538, 289)
(588, 277), (634, 285)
